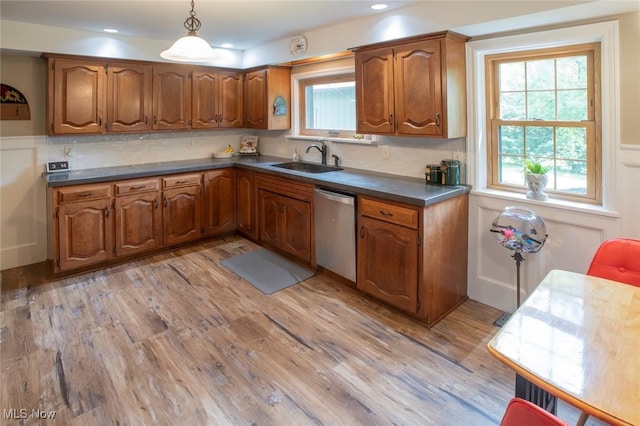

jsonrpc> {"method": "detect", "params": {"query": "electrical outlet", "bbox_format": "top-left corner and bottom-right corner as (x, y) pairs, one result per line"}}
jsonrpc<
(47, 161), (70, 173)
(381, 146), (390, 159)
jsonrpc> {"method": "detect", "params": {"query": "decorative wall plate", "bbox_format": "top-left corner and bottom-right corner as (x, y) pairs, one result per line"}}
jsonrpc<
(1, 84), (30, 120)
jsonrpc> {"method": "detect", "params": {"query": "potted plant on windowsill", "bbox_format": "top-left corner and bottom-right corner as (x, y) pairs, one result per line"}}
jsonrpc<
(524, 159), (550, 201)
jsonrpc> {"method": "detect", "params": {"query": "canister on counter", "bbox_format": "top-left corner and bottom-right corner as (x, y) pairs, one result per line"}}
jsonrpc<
(440, 159), (461, 185)
(425, 164), (442, 184)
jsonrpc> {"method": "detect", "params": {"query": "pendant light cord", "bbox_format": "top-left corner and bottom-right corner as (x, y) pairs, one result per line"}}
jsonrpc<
(184, 0), (202, 33)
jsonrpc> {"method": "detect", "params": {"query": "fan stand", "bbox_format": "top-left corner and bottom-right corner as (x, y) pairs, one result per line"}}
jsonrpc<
(493, 251), (525, 327)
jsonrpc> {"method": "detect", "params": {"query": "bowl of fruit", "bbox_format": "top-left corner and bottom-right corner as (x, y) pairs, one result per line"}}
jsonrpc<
(213, 145), (234, 158)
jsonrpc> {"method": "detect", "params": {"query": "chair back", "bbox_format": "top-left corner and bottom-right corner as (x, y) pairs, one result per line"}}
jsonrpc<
(587, 238), (640, 287)
(500, 398), (568, 426)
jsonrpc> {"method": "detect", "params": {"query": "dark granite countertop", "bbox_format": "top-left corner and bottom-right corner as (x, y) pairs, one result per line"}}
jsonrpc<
(43, 155), (470, 207)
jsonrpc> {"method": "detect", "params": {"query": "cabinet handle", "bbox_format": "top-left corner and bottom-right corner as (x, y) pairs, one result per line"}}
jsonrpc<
(98, 115), (103, 126)
(435, 113), (441, 127)
(144, 115), (148, 125)
(176, 180), (189, 184)
(130, 185), (146, 190)
(359, 226), (365, 238)
(388, 113), (393, 124)
(379, 210), (393, 217)
(77, 192), (94, 197)
(164, 198), (168, 208)
(105, 206), (110, 218)
(154, 115), (158, 124)
(155, 199), (159, 209)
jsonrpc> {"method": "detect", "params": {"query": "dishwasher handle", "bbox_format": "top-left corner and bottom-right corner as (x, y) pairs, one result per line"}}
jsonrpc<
(314, 187), (355, 205)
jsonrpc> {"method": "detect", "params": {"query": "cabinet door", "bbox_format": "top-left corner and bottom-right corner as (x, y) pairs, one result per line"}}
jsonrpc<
(107, 63), (152, 132)
(153, 65), (191, 130)
(244, 69), (267, 129)
(192, 70), (219, 129)
(357, 216), (418, 314)
(163, 186), (202, 246)
(280, 196), (311, 262)
(257, 189), (282, 248)
(115, 192), (162, 256)
(203, 169), (236, 236)
(236, 169), (256, 239)
(58, 198), (114, 270)
(218, 71), (244, 128)
(394, 40), (442, 136)
(355, 47), (394, 134)
(51, 59), (106, 134)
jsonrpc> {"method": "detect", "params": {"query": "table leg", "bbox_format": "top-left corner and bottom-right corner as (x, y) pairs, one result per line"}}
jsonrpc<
(515, 374), (557, 415)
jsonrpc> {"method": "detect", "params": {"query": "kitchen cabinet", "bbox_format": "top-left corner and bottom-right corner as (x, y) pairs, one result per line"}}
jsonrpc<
(192, 70), (243, 129)
(107, 63), (153, 132)
(357, 194), (468, 326)
(47, 57), (107, 135)
(52, 183), (114, 271)
(203, 169), (236, 236)
(357, 197), (419, 314)
(255, 173), (313, 263)
(162, 173), (202, 246)
(244, 66), (291, 130)
(153, 65), (192, 130)
(354, 31), (468, 138)
(236, 168), (257, 240)
(114, 178), (162, 256)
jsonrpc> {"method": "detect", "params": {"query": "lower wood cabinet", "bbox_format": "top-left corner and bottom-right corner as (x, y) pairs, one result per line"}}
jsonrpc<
(162, 176), (203, 246)
(57, 197), (114, 271)
(255, 173), (313, 263)
(357, 194), (468, 326)
(236, 168), (256, 239)
(114, 178), (162, 257)
(203, 169), (236, 236)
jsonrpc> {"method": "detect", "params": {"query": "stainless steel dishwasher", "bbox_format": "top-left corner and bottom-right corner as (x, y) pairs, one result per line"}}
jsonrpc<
(313, 187), (356, 282)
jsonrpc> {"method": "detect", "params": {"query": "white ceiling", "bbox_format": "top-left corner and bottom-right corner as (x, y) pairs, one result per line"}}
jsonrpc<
(0, 0), (419, 51)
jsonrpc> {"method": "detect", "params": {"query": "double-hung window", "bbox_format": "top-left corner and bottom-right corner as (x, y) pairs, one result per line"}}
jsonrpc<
(298, 73), (356, 138)
(486, 43), (601, 203)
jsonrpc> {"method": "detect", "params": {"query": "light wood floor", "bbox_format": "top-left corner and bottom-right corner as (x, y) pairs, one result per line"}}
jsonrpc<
(1, 236), (607, 425)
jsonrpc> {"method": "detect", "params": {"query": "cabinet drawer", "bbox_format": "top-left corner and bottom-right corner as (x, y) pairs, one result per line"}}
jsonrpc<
(162, 173), (201, 189)
(115, 178), (160, 195)
(359, 197), (419, 229)
(56, 183), (112, 203)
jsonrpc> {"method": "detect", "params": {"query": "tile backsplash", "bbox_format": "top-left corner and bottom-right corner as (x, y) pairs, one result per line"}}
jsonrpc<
(46, 130), (467, 182)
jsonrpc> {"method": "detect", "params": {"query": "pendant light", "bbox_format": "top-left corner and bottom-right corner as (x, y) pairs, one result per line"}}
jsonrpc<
(161, 0), (218, 62)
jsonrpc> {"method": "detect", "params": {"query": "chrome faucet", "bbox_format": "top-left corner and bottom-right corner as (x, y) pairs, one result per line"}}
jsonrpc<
(305, 141), (328, 165)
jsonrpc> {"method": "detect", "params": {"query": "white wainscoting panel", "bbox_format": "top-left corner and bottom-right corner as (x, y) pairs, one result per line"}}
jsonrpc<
(0, 136), (47, 270)
(469, 193), (621, 313)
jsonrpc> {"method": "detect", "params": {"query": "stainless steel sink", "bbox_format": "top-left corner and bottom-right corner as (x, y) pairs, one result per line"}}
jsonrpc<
(271, 162), (343, 173)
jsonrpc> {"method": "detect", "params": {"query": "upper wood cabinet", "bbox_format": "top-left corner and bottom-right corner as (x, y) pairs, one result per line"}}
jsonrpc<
(47, 58), (107, 135)
(153, 65), (192, 131)
(107, 63), (153, 132)
(192, 70), (243, 129)
(244, 66), (291, 130)
(354, 31), (469, 138)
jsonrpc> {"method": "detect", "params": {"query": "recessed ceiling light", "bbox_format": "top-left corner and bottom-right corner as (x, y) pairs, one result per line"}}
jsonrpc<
(103, 28), (119, 33)
(221, 43), (233, 49)
(370, 3), (388, 10)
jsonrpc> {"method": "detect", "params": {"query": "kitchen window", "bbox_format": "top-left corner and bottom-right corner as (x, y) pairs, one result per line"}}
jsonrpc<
(298, 73), (356, 138)
(486, 43), (602, 203)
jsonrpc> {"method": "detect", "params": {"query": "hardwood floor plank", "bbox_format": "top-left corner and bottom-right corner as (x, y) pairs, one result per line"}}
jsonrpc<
(0, 236), (609, 425)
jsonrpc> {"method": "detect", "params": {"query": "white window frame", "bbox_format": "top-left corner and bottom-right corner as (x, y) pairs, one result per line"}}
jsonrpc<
(466, 21), (620, 214)
(288, 65), (375, 145)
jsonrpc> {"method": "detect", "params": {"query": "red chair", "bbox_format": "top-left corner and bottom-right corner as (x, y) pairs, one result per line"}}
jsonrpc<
(587, 238), (640, 287)
(500, 398), (568, 426)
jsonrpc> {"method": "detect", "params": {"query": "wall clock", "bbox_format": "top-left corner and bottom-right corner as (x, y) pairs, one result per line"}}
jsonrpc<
(290, 34), (307, 56)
